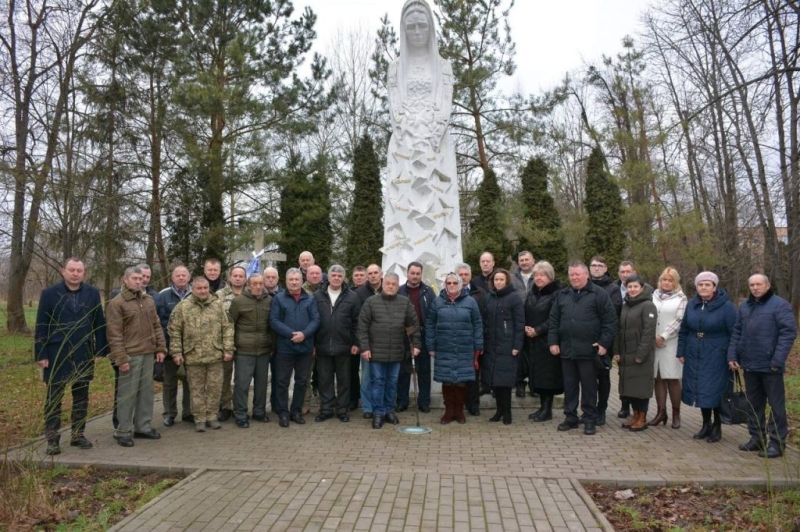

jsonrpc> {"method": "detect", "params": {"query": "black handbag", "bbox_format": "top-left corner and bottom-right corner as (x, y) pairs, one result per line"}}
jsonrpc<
(153, 360), (165, 382)
(720, 371), (750, 425)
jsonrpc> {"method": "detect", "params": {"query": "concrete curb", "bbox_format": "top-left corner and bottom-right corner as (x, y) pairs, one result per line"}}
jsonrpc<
(571, 478), (616, 531)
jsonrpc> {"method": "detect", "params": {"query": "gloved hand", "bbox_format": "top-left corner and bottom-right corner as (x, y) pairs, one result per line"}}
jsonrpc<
(473, 350), (482, 371)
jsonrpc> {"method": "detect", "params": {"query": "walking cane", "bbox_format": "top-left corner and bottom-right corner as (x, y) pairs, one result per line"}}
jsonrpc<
(410, 355), (421, 428)
(399, 329), (431, 434)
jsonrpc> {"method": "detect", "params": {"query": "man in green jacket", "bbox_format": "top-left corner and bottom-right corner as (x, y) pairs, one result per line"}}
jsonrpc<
(357, 273), (420, 429)
(229, 274), (274, 428)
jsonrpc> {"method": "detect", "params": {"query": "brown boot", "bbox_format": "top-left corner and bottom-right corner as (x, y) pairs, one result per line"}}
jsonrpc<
(454, 386), (467, 424)
(440, 385), (454, 425)
(621, 408), (638, 429)
(648, 407), (668, 426)
(671, 406), (681, 429)
(630, 410), (648, 431)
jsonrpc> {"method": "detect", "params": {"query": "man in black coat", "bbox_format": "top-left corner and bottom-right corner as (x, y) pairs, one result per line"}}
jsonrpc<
(549, 262), (617, 435)
(313, 265), (362, 423)
(472, 251), (495, 293)
(35, 258), (108, 455)
(588, 255), (616, 425)
(397, 261), (436, 412)
(457, 263), (487, 415)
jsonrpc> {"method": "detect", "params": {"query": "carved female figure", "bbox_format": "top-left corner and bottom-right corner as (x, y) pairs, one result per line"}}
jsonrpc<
(380, 0), (462, 286)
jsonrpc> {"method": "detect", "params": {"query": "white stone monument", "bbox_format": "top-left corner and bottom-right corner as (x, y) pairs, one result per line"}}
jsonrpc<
(380, 0), (462, 288)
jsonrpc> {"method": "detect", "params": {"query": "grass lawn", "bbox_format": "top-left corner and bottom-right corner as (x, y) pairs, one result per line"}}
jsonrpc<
(0, 303), (116, 449)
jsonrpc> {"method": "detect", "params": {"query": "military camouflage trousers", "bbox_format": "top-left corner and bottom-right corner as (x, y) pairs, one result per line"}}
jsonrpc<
(219, 359), (234, 411)
(186, 361), (224, 424)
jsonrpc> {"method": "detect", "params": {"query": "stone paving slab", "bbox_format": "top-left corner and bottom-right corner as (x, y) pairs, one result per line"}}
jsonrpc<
(35, 391), (800, 483)
(111, 469), (610, 532)
(17, 371), (800, 531)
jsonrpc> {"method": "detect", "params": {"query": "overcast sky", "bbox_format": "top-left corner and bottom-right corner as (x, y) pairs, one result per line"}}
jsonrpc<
(301, 0), (652, 92)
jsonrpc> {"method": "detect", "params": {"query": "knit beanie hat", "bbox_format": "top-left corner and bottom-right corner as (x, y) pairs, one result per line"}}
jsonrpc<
(694, 271), (719, 287)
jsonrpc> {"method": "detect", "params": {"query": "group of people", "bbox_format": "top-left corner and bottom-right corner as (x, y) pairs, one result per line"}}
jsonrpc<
(34, 250), (796, 460)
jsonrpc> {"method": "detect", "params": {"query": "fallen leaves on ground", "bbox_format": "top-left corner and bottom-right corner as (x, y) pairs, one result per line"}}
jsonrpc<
(585, 482), (800, 532)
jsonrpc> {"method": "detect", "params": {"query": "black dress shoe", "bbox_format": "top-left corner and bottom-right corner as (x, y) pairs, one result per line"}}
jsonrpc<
(133, 429), (161, 440)
(45, 441), (61, 455)
(397, 404), (408, 412)
(557, 421), (579, 431)
(739, 438), (766, 452)
(693, 422), (712, 440)
(236, 419), (250, 428)
(116, 436), (134, 447)
(182, 414), (195, 423)
(163, 417), (175, 427)
(617, 407), (630, 418)
(315, 413), (333, 422)
(279, 416), (289, 428)
(584, 421), (597, 435)
(362, 412), (373, 419)
(290, 413), (306, 425)
(338, 414), (350, 422)
(468, 407), (480, 416)
(372, 414), (384, 429)
(217, 409), (232, 422)
(516, 386), (526, 398)
(70, 436), (93, 449)
(418, 405), (431, 413)
(252, 415), (270, 423)
(597, 411), (606, 426)
(758, 444), (783, 459)
(384, 413), (399, 425)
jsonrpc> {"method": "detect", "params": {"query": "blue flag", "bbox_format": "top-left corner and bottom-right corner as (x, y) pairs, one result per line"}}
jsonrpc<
(246, 257), (260, 279)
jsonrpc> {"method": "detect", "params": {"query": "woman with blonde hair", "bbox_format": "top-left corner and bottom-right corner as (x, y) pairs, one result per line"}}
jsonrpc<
(649, 267), (687, 428)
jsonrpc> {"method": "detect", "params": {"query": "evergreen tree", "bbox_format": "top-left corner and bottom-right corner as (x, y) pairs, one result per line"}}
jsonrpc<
(518, 157), (567, 276)
(584, 146), (626, 268)
(278, 154), (333, 273)
(344, 134), (383, 269)
(466, 168), (509, 266)
(166, 0), (331, 263)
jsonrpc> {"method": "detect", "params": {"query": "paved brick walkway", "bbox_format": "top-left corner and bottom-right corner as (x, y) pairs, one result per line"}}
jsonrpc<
(25, 373), (800, 531)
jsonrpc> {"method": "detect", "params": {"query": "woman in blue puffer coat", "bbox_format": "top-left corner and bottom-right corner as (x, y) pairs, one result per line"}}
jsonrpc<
(427, 273), (484, 425)
(677, 271), (737, 444)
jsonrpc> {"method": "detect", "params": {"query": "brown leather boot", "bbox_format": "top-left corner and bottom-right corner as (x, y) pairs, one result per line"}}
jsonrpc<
(440, 385), (454, 425)
(621, 408), (638, 429)
(454, 386), (467, 424)
(630, 410), (648, 431)
(671, 406), (681, 429)
(648, 407), (668, 426)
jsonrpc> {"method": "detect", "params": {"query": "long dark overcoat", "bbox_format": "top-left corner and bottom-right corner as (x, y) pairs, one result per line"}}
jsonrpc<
(677, 289), (737, 408)
(481, 285), (525, 388)
(35, 282), (108, 384)
(523, 280), (562, 393)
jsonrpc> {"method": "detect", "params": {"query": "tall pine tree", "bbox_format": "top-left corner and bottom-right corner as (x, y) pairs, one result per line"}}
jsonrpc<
(345, 134), (383, 269)
(278, 154), (333, 273)
(584, 146), (626, 268)
(466, 168), (509, 267)
(518, 157), (567, 275)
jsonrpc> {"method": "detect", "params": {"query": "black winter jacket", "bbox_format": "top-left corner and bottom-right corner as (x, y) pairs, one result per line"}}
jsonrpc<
(314, 289), (362, 357)
(523, 280), (562, 392)
(548, 281), (617, 360)
(481, 285), (525, 388)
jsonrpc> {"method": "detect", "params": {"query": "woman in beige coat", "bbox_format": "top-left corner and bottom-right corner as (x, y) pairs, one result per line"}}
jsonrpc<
(649, 267), (687, 428)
